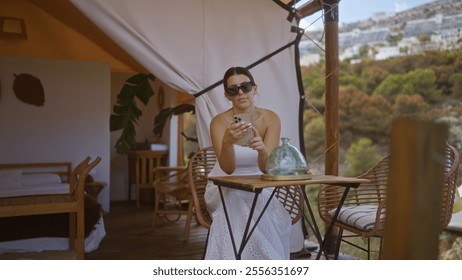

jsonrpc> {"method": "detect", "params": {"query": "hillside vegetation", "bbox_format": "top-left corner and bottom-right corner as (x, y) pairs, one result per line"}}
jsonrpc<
(302, 48), (462, 176)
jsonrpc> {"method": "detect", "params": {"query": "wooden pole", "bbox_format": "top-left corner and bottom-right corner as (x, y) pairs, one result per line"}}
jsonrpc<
(382, 118), (447, 259)
(324, 0), (339, 176)
(323, 0), (340, 255)
(177, 114), (185, 166)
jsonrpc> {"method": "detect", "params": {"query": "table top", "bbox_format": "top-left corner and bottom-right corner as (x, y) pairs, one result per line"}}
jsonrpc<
(208, 174), (370, 191)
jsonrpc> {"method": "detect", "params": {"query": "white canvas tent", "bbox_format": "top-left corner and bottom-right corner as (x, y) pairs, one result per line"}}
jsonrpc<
(69, 0), (308, 253)
(70, 0), (306, 151)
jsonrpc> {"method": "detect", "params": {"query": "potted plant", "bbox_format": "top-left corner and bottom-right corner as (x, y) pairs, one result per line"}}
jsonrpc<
(110, 73), (196, 154)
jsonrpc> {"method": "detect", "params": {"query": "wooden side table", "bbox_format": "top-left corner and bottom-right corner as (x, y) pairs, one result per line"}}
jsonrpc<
(85, 181), (107, 201)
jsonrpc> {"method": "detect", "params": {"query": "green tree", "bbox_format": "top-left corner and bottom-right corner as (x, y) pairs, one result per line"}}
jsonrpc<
(373, 69), (441, 103)
(453, 53), (462, 72)
(344, 137), (381, 177)
(303, 115), (325, 162)
(340, 74), (365, 91)
(399, 46), (409, 54)
(388, 33), (403, 46)
(302, 71), (325, 99)
(404, 68), (441, 102)
(392, 94), (429, 119)
(360, 66), (388, 94)
(340, 86), (392, 145)
(372, 74), (405, 101)
(449, 72), (462, 98)
(359, 45), (370, 59)
(418, 34), (431, 43)
(430, 64), (454, 96)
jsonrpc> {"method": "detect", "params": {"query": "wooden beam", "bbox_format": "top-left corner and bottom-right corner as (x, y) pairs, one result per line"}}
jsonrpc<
(383, 118), (447, 259)
(322, 0), (340, 255)
(324, 0), (340, 176)
(298, 0), (323, 17)
(30, 0), (147, 73)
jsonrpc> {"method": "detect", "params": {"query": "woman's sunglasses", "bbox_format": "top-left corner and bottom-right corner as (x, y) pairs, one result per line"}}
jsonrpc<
(225, 81), (254, 96)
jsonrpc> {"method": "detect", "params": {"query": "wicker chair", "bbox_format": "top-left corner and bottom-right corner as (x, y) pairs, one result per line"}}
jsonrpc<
(188, 147), (216, 230)
(188, 146), (305, 257)
(440, 144), (460, 229)
(317, 143), (460, 259)
(152, 166), (193, 241)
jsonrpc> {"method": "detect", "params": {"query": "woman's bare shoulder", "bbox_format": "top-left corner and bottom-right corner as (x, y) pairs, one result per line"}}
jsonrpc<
(211, 110), (232, 126)
(259, 108), (280, 121)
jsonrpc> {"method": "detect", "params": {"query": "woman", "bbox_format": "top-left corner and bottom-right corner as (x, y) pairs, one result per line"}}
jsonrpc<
(204, 66), (291, 259)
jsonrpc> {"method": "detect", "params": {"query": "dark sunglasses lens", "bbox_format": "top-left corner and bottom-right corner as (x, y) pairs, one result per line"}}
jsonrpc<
(241, 82), (253, 93)
(226, 86), (239, 96)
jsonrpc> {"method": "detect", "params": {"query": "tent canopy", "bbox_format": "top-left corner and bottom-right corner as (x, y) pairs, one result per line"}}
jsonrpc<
(68, 0), (307, 150)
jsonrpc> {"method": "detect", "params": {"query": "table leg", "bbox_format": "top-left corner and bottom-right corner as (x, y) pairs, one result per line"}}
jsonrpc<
(296, 186), (325, 255)
(218, 186), (239, 258)
(217, 186), (276, 260)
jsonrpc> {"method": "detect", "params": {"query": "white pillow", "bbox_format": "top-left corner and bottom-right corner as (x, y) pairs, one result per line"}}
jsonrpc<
(21, 173), (62, 186)
(0, 169), (22, 188)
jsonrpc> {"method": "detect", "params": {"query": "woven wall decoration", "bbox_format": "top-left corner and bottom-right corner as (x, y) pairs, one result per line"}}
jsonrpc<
(13, 73), (44, 106)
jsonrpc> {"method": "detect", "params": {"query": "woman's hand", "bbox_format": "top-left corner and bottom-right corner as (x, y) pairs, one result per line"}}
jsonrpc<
(249, 127), (271, 173)
(223, 121), (252, 145)
(248, 127), (266, 154)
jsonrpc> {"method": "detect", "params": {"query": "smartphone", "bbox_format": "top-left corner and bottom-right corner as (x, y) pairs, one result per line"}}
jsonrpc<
(233, 113), (253, 146)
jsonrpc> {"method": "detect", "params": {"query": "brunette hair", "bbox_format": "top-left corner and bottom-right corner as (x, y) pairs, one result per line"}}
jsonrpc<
(223, 67), (256, 90)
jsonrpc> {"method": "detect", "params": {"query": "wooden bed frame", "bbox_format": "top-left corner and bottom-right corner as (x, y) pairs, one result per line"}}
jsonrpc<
(0, 157), (101, 259)
(0, 161), (72, 181)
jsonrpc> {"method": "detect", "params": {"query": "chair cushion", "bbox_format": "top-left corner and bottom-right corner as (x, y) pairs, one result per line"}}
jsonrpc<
(453, 185), (462, 213)
(329, 205), (385, 231)
(447, 210), (462, 232)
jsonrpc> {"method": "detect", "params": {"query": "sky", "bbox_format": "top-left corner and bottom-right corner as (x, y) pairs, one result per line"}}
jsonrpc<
(300, 0), (437, 30)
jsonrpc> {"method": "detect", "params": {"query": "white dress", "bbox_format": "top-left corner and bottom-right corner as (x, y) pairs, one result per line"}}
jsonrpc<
(204, 145), (291, 259)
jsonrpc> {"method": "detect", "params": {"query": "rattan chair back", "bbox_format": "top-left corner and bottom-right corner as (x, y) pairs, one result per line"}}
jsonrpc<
(188, 147), (217, 229)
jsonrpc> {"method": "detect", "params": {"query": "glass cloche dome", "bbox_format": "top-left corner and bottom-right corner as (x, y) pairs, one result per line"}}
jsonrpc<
(264, 137), (311, 180)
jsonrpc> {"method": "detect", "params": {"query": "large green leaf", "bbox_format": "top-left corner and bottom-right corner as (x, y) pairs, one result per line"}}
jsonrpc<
(136, 80), (155, 104)
(153, 104), (195, 138)
(110, 73), (155, 154)
(153, 108), (174, 136)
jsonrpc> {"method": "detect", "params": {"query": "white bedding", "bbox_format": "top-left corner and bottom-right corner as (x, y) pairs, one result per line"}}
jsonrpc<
(0, 170), (69, 198)
(0, 216), (106, 254)
(0, 183), (69, 198)
(0, 171), (106, 255)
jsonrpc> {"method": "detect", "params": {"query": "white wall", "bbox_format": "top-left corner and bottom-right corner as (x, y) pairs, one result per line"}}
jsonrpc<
(0, 56), (111, 212)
